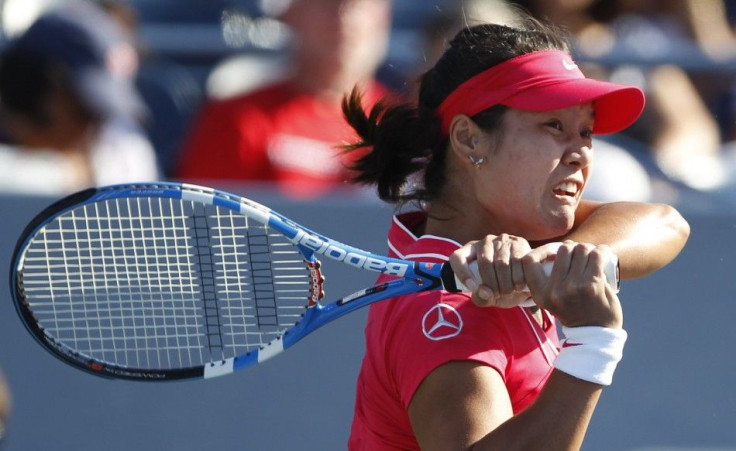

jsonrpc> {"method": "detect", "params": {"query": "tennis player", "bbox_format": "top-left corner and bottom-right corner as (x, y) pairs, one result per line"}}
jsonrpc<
(342, 20), (690, 450)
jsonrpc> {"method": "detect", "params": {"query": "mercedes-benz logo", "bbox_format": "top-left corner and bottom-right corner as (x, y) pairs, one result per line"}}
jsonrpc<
(422, 303), (463, 341)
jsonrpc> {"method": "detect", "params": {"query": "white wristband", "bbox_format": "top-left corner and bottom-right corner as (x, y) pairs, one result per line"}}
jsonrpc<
(554, 326), (628, 386)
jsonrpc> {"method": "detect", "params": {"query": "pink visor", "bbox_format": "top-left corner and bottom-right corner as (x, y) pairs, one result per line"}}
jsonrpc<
(437, 50), (645, 135)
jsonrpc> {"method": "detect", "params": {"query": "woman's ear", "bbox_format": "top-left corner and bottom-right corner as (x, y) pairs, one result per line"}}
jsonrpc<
(448, 114), (482, 161)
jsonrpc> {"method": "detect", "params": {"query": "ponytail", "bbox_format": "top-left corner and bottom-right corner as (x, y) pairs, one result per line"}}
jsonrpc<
(341, 87), (443, 204)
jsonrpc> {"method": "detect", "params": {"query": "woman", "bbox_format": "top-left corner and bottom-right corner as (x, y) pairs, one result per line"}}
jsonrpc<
(342, 20), (689, 450)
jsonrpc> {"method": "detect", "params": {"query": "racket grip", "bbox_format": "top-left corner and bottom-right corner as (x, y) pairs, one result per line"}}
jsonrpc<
(450, 253), (620, 308)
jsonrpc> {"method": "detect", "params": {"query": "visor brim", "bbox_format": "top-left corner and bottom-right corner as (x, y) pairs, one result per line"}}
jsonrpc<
(503, 79), (645, 135)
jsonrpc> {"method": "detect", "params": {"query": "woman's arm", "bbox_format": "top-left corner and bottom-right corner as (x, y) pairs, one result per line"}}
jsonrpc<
(412, 244), (624, 450)
(409, 363), (602, 451)
(409, 362), (514, 450)
(450, 201), (689, 304)
(561, 200), (690, 279)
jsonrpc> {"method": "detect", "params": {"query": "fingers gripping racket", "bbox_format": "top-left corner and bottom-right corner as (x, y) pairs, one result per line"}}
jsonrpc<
(10, 183), (619, 381)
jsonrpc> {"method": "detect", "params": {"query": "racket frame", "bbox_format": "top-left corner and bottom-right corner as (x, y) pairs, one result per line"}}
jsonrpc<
(10, 183), (451, 381)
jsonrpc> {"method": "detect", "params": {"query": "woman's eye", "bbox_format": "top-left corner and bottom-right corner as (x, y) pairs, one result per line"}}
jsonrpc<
(581, 129), (593, 138)
(546, 120), (563, 131)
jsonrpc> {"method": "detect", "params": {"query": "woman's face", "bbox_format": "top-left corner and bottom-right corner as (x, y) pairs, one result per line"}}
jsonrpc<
(472, 103), (595, 240)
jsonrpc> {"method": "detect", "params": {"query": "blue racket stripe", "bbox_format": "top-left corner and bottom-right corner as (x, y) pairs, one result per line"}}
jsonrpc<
(11, 182), (447, 380)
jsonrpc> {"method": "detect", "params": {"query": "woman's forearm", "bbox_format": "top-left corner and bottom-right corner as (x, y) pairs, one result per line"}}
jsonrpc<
(475, 371), (602, 451)
(563, 201), (690, 279)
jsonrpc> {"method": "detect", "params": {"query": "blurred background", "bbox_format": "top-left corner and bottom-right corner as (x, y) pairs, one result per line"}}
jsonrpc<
(0, 0), (734, 449)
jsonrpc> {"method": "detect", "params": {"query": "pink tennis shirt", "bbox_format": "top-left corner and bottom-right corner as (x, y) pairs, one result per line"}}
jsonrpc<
(348, 212), (561, 450)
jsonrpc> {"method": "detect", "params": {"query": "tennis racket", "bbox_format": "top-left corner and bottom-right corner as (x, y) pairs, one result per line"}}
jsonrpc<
(9, 182), (619, 381)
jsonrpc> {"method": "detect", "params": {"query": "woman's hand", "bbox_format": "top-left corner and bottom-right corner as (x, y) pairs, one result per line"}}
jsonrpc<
(523, 241), (623, 329)
(450, 234), (536, 308)
(451, 237), (622, 328)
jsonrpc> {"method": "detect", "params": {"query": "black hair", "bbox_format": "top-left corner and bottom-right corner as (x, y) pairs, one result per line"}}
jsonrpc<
(0, 46), (96, 126)
(342, 20), (569, 206)
(0, 48), (60, 124)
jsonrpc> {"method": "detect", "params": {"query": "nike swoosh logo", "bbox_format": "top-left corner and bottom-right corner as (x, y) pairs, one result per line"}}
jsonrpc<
(562, 59), (578, 71)
(562, 340), (583, 348)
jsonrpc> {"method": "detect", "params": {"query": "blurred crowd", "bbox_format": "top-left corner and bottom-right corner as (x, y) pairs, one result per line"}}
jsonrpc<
(0, 0), (735, 208)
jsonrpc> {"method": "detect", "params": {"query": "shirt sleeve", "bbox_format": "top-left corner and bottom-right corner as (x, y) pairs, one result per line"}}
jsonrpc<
(385, 290), (512, 409)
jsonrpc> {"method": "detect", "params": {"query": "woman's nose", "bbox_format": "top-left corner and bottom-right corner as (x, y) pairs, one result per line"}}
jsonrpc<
(562, 138), (593, 169)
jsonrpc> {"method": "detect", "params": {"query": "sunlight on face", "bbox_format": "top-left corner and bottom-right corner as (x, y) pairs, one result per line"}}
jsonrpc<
(473, 103), (595, 240)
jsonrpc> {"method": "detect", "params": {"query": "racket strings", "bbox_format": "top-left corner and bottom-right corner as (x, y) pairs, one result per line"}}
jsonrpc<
(190, 205), (226, 359)
(18, 196), (313, 371)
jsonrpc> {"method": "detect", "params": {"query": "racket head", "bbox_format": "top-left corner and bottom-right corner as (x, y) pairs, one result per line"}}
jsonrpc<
(10, 183), (322, 380)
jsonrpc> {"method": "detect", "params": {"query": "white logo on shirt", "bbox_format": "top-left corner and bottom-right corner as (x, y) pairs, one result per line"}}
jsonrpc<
(562, 59), (578, 71)
(422, 304), (463, 341)
(267, 134), (344, 176)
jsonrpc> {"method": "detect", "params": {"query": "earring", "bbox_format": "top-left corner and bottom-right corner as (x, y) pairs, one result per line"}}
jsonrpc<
(472, 137), (479, 147)
(468, 155), (485, 167)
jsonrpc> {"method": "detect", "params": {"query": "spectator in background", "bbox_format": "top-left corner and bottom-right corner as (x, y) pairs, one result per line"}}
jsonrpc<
(175, 0), (393, 199)
(681, 0), (736, 59)
(598, 0), (729, 191)
(97, 0), (203, 178)
(0, 0), (159, 195)
(678, 0), (736, 191)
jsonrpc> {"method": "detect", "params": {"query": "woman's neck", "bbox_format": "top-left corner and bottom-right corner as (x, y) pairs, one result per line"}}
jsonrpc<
(423, 199), (497, 245)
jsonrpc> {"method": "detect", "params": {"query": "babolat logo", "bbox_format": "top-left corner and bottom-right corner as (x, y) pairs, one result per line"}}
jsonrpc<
(288, 229), (408, 277)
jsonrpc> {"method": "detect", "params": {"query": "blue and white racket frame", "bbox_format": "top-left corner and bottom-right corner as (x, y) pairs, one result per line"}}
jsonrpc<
(10, 182), (459, 381)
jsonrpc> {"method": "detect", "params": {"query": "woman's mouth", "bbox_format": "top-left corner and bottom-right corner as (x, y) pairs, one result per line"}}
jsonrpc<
(553, 181), (580, 197)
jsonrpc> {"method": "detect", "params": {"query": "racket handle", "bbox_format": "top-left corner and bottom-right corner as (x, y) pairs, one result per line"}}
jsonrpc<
(449, 251), (620, 308)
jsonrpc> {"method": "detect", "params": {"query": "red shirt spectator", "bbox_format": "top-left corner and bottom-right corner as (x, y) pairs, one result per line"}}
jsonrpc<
(177, 80), (389, 198)
(175, 0), (393, 198)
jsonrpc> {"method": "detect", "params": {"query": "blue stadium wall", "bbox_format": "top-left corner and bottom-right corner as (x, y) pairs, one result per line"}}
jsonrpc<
(0, 190), (734, 451)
